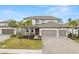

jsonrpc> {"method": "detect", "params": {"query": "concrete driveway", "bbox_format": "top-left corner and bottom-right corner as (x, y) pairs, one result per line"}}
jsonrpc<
(0, 35), (10, 42)
(42, 37), (79, 54)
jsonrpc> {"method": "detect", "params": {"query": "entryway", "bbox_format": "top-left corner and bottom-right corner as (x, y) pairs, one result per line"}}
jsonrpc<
(35, 28), (39, 35)
(78, 30), (79, 36)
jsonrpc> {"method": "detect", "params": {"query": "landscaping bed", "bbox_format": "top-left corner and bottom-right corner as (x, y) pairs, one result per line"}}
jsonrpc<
(0, 37), (42, 49)
(68, 33), (79, 43)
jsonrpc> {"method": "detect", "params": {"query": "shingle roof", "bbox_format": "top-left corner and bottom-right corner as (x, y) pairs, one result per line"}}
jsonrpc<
(24, 16), (62, 20)
(26, 21), (71, 28)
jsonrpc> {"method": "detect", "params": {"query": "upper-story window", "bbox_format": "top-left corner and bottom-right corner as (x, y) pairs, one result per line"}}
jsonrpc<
(36, 20), (39, 24)
(41, 20), (45, 24)
(58, 20), (62, 24)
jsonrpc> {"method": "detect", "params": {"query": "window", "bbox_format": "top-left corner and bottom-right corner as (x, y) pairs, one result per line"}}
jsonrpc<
(36, 20), (39, 24)
(58, 20), (62, 24)
(31, 29), (33, 32)
(41, 20), (45, 24)
(26, 30), (28, 32)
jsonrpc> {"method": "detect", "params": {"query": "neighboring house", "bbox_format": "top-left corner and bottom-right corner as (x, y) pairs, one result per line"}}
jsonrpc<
(0, 20), (16, 35)
(64, 23), (79, 35)
(75, 25), (79, 35)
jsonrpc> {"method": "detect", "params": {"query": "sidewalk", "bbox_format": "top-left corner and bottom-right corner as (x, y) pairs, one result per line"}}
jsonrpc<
(0, 49), (42, 54)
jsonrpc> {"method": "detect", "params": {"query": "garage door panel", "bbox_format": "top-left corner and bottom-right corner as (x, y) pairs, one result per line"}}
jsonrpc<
(2, 29), (14, 34)
(42, 30), (57, 37)
(59, 30), (66, 37)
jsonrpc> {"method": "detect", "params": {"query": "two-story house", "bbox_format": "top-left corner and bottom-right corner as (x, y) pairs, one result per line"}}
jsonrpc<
(0, 20), (16, 35)
(24, 16), (63, 37)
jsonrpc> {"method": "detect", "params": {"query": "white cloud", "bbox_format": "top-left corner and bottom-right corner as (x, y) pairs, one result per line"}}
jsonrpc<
(45, 5), (74, 21)
(47, 5), (71, 15)
(45, 5), (79, 23)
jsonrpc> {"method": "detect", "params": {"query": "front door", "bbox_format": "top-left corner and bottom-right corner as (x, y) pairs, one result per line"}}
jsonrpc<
(35, 28), (39, 35)
(78, 30), (79, 36)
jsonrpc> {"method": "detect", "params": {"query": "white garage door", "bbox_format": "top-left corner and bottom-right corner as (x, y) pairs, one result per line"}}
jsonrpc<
(2, 29), (14, 34)
(59, 30), (66, 37)
(42, 30), (57, 37)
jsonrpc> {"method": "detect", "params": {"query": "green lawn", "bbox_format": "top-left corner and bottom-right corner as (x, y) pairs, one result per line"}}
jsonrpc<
(0, 37), (42, 49)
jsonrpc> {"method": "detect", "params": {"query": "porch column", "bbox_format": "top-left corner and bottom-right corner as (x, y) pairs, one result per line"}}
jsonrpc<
(57, 29), (59, 37)
(33, 28), (35, 35)
(28, 28), (31, 35)
(66, 28), (68, 37)
(14, 28), (17, 35)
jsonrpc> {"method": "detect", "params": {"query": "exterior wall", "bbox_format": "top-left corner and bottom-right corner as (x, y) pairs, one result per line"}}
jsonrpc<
(33, 28), (35, 35)
(32, 19), (36, 25)
(67, 28), (77, 34)
(32, 19), (62, 25)
(75, 29), (79, 35)
(45, 20), (59, 23)
(14, 28), (17, 34)
(40, 28), (69, 37)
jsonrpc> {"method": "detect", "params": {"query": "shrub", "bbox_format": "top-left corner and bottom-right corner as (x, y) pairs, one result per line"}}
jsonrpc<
(10, 34), (17, 37)
(68, 33), (72, 38)
(68, 33), (79, 40)
(17, 34), (35, 39)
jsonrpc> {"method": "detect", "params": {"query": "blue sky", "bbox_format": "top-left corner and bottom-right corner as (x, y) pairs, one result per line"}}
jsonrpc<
(0, 5), (79, 22)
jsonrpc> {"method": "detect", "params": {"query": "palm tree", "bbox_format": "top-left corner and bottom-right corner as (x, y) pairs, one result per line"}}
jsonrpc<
(8, 19), (18, 35)
(11, 21), (24, 45)
(68, 18), (71, 22)
(22, 19), (32, 38)
(68, 20), (78, 37)
(22, 19), (32, 27)
(8, 20), (17, 28)
(8, 20), (18, 40)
